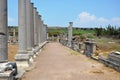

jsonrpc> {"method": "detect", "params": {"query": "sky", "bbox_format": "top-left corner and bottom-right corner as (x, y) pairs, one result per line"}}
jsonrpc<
(8, 0), (120, 28)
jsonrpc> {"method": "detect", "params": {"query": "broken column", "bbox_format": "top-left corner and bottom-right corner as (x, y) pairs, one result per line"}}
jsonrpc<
(67, 22), (73, 48)
(13, 28), (16, 44)
(83, 41), (96, 57)
(0, 0), (18, 79)
(15, 0), (30, 68)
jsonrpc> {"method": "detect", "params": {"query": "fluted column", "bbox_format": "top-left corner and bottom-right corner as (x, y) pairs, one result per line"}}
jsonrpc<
(0, 0), (8, 61)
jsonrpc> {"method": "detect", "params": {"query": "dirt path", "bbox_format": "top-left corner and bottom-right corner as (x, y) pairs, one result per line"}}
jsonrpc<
(23, 42), (120, 80)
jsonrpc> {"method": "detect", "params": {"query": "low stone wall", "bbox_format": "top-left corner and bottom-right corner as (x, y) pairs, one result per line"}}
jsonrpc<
(59, 39), (120, 72)
(98, 52), (120, 72)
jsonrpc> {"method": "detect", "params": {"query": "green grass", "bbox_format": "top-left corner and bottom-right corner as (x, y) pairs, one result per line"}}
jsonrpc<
(48, 27), (95, 37)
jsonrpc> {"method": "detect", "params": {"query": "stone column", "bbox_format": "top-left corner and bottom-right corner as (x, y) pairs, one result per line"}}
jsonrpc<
(38, 15), (42, 45)
(26, 0), (32, 51)
(33, 7), (38, 46)
(43, 24), (47, 42)
(0, 1), (18, 79)
(15, 0), (30, 68)
(67, 22), (73, 48)
(13, 28), (16, 43)
(0, 0), (8, 61)
(47, 33), (49, 40)
(25, 0), (35, 61)
(41, 20), (44, 43)
(30, 3), (34, 48)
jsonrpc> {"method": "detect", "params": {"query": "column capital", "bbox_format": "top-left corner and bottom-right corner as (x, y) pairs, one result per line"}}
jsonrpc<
(69, 22), (73, 25)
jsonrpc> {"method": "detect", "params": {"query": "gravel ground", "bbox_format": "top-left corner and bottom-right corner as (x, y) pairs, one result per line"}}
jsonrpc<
(23, 42), (120, 80)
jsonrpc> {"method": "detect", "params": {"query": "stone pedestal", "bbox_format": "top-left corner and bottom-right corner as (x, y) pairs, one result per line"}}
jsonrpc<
(84, 41), (96, 57)
(15, 54), (30, 69)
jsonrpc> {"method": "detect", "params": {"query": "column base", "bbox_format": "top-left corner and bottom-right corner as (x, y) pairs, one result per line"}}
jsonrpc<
(27, 51), (34, 63)
(15, 54), (30, 69)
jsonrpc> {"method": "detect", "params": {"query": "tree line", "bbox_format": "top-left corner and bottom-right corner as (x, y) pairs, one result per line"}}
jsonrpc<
(95, 25), (120, 38)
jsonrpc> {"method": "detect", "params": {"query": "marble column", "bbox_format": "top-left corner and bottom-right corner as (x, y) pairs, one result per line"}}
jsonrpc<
(0, 0), (8, 61)
(67, 22), (73, 48)
(25, 0), (34, 63)
(26, 0), (32, 51)
(41, 20), (44, 43)
(43, 24), (47, 42)
(33, 7), (38, 46)
(38, 15), (42, 45)
(0, 1), (18, 78)
(30, 3), (34, 48)
(15, 0), (30, 68)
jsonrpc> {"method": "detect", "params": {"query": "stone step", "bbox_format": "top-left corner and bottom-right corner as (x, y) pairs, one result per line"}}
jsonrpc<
(15, 69), (25, 80)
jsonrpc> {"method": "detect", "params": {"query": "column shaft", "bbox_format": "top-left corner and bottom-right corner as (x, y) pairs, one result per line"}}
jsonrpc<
(26, 0), (33, 51)
(18, 0), (27, 53)
(0, 0), (8, 61)
(33, 8), (38, 46)
(38, 15), (41, 45)
(68, 22), (73, 47)
(30, 3), (34, 48)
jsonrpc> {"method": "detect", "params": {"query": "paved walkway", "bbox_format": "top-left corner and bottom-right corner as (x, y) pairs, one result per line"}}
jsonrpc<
(23, 42), (120, 80)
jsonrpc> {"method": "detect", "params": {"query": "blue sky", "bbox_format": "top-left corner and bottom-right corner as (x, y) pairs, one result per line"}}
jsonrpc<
(8, 0), (120, 27)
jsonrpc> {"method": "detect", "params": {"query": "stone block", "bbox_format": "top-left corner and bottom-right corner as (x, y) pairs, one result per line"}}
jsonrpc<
(15, 69), (25, 80)
(0, 70), (15, 80)
(84, 41), (96, 56)
(108, 52), (120, 64)
(15, 54), (30, 69)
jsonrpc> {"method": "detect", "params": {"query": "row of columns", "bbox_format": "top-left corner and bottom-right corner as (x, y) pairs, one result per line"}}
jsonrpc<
(15, 0), (47, 69)
(0, 0), (47, 72)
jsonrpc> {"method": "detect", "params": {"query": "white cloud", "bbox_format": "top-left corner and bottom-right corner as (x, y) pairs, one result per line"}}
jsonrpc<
(111, 17), (120, 25)
(74, 12), (120, 27)
(98, 17), (108, 23)
(78, 12), (96, 23)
